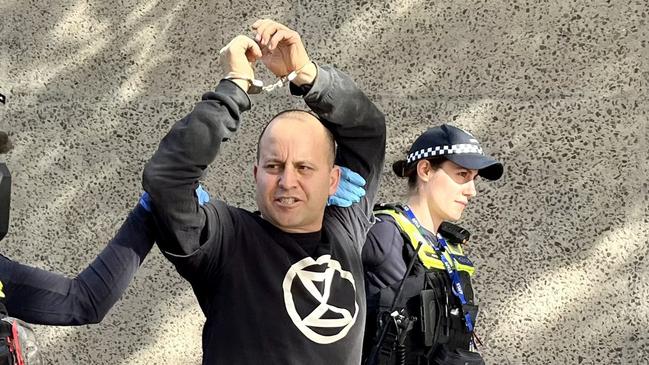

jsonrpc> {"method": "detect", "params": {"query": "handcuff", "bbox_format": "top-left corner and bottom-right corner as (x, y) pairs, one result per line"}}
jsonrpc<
(223, 62), (310, 94)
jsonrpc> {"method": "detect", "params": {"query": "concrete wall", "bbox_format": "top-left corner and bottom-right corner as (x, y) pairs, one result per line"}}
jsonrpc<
(0, 0), (646, 364)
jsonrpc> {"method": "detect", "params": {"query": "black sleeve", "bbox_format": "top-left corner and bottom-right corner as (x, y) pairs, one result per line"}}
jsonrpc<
(157, 200), (235, 286)
(142, 80), (250, 258)
(362, 217), (408, 291)
(362, 218), (406, 270)
(297, 65), (386, 218)
(0, 204), (155, 325)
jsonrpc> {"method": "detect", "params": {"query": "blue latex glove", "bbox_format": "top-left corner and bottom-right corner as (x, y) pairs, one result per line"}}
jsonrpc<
(139, 184), (211, 212)
(328, 166), (366, 207)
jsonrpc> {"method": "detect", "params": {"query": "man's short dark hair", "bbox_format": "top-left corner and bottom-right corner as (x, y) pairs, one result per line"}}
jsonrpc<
(256, 109), (336, 166)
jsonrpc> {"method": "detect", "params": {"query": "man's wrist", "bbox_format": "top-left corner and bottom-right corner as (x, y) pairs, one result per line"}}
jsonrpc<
(222, 75), (251, 94)
(216, 79), (253, 112)
(291, 61), (317, 86)
(224, 73), (266, 94)
(230, 79), (251, 93)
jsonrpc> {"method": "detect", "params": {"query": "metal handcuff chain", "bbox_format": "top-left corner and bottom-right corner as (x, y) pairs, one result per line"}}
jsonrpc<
(224, 61), (312, 94)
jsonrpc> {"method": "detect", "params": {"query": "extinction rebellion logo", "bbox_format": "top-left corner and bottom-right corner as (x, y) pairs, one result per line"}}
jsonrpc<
(282, 255), (358, 344)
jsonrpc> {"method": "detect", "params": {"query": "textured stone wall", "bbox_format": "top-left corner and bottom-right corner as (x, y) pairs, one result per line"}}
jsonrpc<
(0, 1), (646, 364)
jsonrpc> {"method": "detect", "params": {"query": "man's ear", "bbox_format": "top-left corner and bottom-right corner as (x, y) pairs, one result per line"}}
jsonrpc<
(253, 164), (259, 183)
(329, 165), (341, 195)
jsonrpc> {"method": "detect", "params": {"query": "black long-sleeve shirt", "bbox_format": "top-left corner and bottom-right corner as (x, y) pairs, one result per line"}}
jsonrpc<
(143, 65), (386, 365)
(0, 204), (155, 325)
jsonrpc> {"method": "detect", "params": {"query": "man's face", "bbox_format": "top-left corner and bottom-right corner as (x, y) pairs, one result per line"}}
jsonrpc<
(423, 160), (478, 223)
(254, 115), (340, 233)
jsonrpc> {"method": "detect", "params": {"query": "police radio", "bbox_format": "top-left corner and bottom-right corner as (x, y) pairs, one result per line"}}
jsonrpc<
(438, 221), (470, 245)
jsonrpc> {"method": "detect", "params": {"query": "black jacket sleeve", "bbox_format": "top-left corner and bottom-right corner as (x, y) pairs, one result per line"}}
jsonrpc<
(298, 65), (386, 217)
(0, 204), (155, 325)
(142, 80), (250, 256)
(362, 217), (408, 295)
(293, 65), (386, 252)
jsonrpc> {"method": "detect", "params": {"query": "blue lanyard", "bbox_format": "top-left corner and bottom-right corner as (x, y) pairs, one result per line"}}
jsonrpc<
(401, 205), (475, 332)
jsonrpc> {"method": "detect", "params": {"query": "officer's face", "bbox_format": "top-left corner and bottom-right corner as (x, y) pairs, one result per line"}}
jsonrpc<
(423, 160), (478, 223)
(254, 115), (340, 233)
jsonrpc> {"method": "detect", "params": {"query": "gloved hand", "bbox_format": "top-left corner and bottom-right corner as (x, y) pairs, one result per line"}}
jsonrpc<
(327, 166), (366, 207)
(139, 185), (211, 212)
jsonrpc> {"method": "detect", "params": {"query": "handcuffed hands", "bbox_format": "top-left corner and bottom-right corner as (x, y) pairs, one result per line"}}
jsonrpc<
(251, 19), (315, 85)
(219, 19), (317, 93)
(219, 35), (263, 92)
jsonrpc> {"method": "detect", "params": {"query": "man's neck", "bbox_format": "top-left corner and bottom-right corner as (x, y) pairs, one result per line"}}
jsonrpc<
(406, 194), (441, 234)
(258, 211), (324, 234)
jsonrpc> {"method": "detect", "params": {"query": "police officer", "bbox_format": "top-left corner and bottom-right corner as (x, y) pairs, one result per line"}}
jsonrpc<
(362, 124), (503, 365)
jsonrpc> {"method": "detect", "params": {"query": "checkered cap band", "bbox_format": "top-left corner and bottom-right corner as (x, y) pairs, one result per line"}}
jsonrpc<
(406, 144), (484, 163)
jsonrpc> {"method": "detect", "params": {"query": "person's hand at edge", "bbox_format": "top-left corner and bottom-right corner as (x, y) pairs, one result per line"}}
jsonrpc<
(140, 185), (211, 212)
(327, 166), (366, 207)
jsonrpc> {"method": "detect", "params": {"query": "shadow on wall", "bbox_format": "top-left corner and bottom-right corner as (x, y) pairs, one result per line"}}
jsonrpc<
(0, 0), (647, 363)
(460, 98), (645, 364)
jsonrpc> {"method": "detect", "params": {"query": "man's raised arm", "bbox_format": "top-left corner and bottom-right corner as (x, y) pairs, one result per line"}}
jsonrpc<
(300, 65), (386, 215)
(142, 36), (261, 255)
